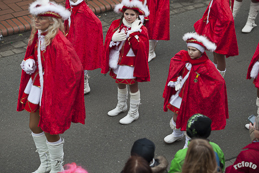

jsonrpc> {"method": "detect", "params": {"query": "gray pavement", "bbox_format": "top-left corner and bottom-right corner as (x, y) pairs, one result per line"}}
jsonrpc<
(0, 0), (258, 172)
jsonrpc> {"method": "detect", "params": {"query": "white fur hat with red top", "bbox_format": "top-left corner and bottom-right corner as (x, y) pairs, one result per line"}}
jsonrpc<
(183, 32), (217, 53)
(114, 0), (150, 17)
(29, 0), (71, 20)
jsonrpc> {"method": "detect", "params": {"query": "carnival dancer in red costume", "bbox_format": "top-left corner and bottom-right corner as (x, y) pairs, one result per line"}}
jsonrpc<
(194, 0), (239, 78)
(17, 0), (86, 172)
(64, 0), (103, 94)
(233, 0), (259, 33)
(145, 0), (170, 62)
(101, 0), (150, 125)
(163, 32), (229, 148)
(245, 43), (259, 129)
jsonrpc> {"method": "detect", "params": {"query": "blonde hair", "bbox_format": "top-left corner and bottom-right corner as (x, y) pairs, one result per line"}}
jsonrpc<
(29, 16), (64, 47)
(181, 139), (219, 173)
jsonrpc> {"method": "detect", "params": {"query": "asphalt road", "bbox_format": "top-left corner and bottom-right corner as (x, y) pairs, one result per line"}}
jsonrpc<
(0, 1), (259, 173)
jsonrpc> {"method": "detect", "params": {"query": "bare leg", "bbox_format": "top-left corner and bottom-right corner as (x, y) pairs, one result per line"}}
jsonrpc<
(129, 82), (138, 93)
(173, 112), (178, 123)
(118, 83), (127, 89)
(214, 52), (226, 71)
(45, 133), (60, 142)
(29, 110), (43, 134)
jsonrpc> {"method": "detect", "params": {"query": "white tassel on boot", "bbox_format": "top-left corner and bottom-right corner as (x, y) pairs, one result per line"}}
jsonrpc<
(183, 134), (191, 149)
(218, 68), (226, 78)
(108, 88), (128, 116)
(232, 0), (243, 19)
(148, 40), (158, 62)
(119, 90), (140, 124)
(47, 139), (64, 173)
(242, 2), (259, 33)
(84, 72), (90, 94)
(32, 132), (51, 173)
(164, 118), (184, 143)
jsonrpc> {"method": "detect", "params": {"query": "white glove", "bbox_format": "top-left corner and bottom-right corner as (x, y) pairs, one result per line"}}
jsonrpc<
(21, 59), (36, 75)
(251, 61), (259, 79)
(112, 29), (126, 42)
(131, 19), (142, 31)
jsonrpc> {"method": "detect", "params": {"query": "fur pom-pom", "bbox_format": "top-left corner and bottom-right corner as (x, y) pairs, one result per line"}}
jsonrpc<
(250, 61), (259, 79)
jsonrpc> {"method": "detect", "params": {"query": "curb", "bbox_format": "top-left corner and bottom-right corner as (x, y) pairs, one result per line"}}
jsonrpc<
(0, 0), (188, 37)
(0, 0), (121, 37)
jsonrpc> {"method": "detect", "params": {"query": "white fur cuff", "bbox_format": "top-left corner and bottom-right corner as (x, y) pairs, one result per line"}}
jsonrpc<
(251, 62), (259, 79)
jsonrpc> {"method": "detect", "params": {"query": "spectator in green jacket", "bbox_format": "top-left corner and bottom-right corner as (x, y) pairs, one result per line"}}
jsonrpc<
(168, 114), (225, 173)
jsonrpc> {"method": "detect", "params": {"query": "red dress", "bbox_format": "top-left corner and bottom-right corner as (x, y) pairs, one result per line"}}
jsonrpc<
(247, 43), (259, 88)
(145, 0), (170, 40)
(17, 30), (86, 135)
(64, 0), (103, 70)
(101, 19), (150, 83)
(194, 0), (239, 57)
(163, 50), (229, 131)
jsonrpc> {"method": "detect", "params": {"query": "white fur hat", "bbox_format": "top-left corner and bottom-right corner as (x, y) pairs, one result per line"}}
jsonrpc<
(29, 0), (71, 20)
(114, 0), (150, 17)
(183, 32), (217, 52)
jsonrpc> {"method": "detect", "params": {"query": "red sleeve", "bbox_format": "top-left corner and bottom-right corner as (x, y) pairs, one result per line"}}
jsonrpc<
(129, 26), (150, 82)
(101, 19), (121, 74)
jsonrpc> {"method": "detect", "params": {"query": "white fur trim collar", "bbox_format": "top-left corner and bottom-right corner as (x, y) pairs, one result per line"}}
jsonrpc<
(183, 32), (217, 52)
(122, 18), (132, 28)
(30, 0), (71, 20)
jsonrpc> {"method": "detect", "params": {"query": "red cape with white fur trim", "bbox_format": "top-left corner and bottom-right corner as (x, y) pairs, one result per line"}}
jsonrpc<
(101, 19), (150, 82)
(145, 0), (170, 40)
(163, 50), (229, 131)
(64, 1), (103, 70)
(247, 43), (259, 88)
(17, 30), (85, 135)
(194, 0), (238, 57)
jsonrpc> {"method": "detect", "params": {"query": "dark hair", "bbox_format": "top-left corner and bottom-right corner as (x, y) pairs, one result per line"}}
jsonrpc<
(122, 156), (152, 173)
(181, 139), (218, 173)
(113, 9), (140, 32)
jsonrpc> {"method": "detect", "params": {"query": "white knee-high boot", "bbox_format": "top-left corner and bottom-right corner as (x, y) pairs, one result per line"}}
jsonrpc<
(148, 40), (158, 62)
(217, 69), (226, 78)
(84, 71), (90, 94)
(183, 133), (191, 149)
(108, 87), (128, 116)
(119, 90), (140, 124)
(232, 0), (243, 19)
(47, 139), (64, 173)
(164, 118), (184, 143)
(242, 2), (259, 33)
(32, 132), (51, 173)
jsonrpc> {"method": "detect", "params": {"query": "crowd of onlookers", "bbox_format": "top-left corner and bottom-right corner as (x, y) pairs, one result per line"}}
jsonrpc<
(60, 114), (259, 173)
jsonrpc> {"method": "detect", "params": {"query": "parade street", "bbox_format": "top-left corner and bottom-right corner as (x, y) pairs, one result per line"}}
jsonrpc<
(0, 0), (258, 172)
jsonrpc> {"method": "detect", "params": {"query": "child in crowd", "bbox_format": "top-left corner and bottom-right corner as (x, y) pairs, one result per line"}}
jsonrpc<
(131, 138), (168, 173)
(181, 138), (222, 173)
(145, 0), (170, 62)
(232, 0), (259, 33)
(169, 114), (225, 173)
(194, 0), (239, 77)
(226, 116), (259, 172)
(101, 0), (150, 125)
(245, 43), (259, 129)
(163, 32), (228, 148)
(64, 0), (103, 94)
(121, 155), (152, 173)
(17, 0), (85, 172)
